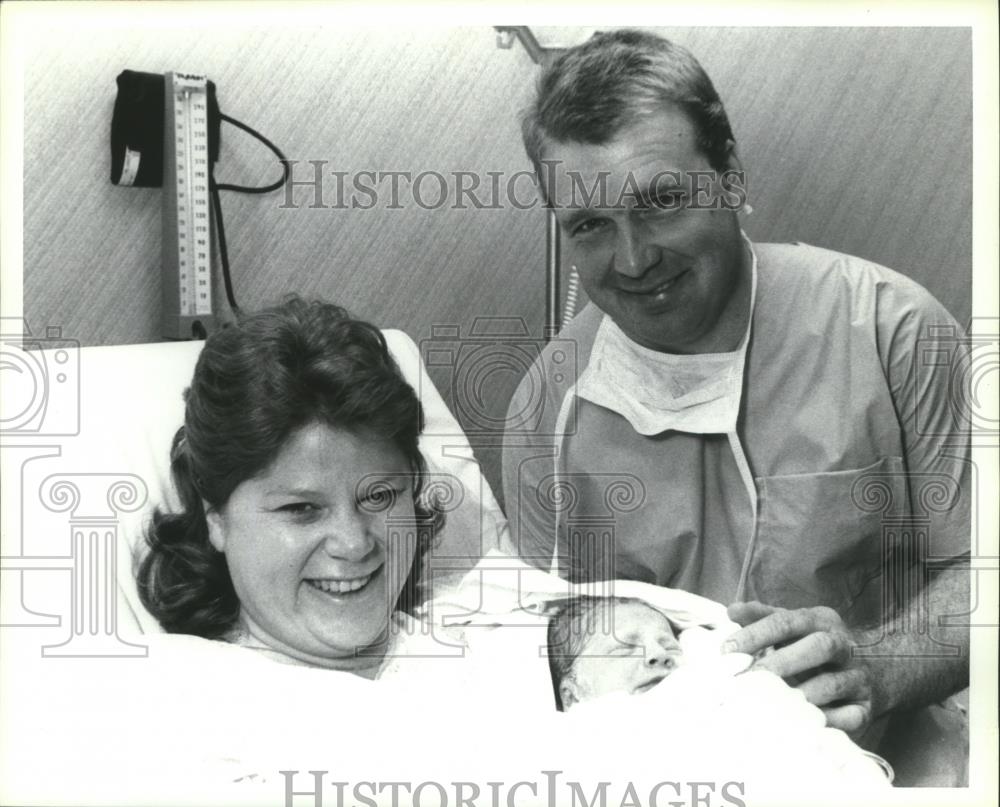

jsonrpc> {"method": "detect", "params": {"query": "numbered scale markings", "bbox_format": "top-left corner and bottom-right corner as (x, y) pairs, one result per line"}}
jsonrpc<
(162, 72), (215, 338)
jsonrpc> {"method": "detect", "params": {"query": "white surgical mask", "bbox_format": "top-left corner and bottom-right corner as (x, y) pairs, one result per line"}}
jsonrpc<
(576, 241), (758, 437)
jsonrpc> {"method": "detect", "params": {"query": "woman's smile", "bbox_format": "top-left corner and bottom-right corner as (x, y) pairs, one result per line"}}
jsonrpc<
(304, 567), (380, 597)
(207, 423), (417, 667)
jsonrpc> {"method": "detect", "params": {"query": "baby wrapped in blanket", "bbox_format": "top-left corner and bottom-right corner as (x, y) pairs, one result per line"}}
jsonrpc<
(6, 551), (892, 806)
(414, 551), (895, 796)
(548, 595), (702, 710)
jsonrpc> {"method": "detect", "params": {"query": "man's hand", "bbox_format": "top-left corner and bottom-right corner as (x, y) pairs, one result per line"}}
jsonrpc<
(724, 601), (875, 735)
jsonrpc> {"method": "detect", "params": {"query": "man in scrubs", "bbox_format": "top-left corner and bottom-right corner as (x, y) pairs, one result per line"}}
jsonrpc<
(501, 29), (970, 784)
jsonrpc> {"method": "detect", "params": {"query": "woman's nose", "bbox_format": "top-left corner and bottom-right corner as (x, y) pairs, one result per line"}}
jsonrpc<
(321, 513), (376, 561)
(614, 221), (661, 278)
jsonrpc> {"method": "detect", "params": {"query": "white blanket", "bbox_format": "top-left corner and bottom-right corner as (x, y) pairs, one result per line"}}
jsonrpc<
(1, 556), (892, 806)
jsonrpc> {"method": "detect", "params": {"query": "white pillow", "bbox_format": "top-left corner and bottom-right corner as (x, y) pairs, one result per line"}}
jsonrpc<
(2, 330), (506, 641)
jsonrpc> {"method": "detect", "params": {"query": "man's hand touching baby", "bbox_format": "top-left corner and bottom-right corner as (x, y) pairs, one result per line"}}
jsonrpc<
(724, 601), (874, 736)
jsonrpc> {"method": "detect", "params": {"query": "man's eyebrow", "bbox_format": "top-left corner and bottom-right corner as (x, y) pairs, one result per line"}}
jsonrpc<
(558, 175), (689, 228)
(557, 194), (630, 230)
(631, 177), (687, 205)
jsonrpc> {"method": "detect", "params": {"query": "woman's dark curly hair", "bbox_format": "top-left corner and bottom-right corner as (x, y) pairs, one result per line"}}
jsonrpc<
(136, 297), (442, 639)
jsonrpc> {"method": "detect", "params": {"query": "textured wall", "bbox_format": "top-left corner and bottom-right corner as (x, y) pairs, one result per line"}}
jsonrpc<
(676, 26), (972, 324)
(557, 27), (972, 326)
(23, 25), (546, 341)
(22, 25), (972, 500)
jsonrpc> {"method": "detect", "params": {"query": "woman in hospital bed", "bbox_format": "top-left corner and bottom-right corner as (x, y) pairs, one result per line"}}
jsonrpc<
(135, 295), (439, 675)
(19, 297), (889, 805)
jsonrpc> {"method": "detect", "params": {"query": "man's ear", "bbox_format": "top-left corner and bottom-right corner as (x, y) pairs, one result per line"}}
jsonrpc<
(204, 503), (226, 553)
(723, 139), (744, 174)
(559, 676), (581, 710)
(719, 139), (748, 211)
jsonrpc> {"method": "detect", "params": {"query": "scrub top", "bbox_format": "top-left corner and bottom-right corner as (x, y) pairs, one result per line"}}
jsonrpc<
(500, 241), (971, 631)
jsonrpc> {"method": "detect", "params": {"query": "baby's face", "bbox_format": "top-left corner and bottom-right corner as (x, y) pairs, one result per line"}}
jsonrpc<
(562, 601), (682, 708)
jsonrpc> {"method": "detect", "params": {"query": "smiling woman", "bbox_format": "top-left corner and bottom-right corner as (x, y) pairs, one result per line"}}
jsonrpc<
(136, 296), (442, 677)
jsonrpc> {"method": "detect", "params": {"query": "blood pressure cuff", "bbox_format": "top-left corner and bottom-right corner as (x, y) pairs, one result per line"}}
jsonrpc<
(110, 70), (221, 187)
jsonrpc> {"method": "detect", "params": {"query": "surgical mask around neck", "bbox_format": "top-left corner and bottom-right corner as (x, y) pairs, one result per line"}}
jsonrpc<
(575, 244), (758, 437)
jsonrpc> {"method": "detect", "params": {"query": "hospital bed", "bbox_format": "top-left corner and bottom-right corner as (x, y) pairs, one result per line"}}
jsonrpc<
(0, 334), (892, 805)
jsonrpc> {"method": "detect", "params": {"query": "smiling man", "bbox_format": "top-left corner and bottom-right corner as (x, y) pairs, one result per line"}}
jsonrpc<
(501, 29), (971, 785)
(541, 107), (750, 357)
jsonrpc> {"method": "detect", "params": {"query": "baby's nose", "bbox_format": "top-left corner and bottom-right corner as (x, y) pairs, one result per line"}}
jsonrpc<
(644, 645), (680, 668)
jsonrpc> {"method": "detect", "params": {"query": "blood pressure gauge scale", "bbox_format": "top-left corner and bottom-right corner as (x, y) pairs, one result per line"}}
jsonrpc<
(162, 72), (215, 339)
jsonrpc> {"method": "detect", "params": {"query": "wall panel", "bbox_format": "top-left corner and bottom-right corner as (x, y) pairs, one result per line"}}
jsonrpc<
(22, 24), (972, 501)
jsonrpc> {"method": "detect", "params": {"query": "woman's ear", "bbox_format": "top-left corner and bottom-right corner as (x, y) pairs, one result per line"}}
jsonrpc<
(204, 502), (226, 553)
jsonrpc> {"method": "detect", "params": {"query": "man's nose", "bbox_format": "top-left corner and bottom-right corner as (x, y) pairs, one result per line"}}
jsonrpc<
(613, 221), (661, 278)
(321, 512), (376, 561)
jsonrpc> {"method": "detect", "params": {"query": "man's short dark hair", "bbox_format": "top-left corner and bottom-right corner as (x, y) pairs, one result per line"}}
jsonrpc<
(522, 29), (735, 180)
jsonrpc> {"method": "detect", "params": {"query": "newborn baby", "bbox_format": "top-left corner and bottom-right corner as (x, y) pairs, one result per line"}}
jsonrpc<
(547, 595), (684, 710)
